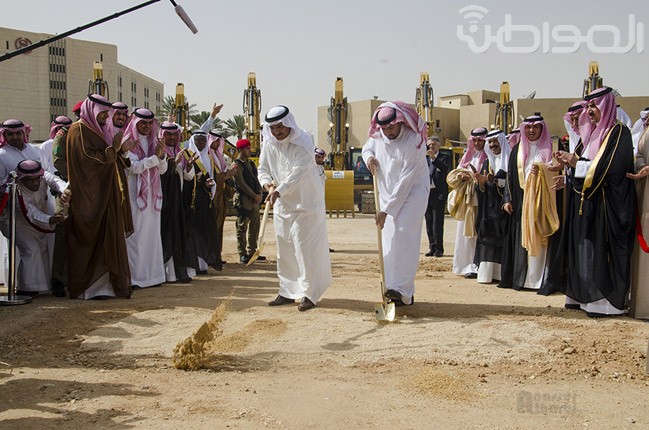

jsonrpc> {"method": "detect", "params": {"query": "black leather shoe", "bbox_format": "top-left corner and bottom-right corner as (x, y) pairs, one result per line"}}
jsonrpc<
(424, 247), (436, 257)
(268, 295), (295, 306)
(564, 303), (581, 310)
(464, 273), (478, 279)
(197, 270), (208, 275)
(298, 297), (315, 311)
(395, 295), (414, 307)
(256, 255), (267, 261)
(51, 280), (66, 298)
(434, 250), (444, 257)
(240, 255), (250, 264)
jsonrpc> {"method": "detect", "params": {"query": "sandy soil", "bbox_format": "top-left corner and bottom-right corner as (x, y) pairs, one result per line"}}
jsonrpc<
(1, 214), (648, 430)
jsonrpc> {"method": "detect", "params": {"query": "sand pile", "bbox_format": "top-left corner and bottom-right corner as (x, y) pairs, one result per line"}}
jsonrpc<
(173, 302), (227, 370)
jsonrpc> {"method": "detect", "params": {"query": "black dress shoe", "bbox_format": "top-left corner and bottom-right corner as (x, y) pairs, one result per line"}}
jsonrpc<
(298, 297), (315, 311)
(51, 280), (67, 298)
(395, 295), (414, 307)
(197, 270), (208, 275)
(240, 255), (250, 264)
(268, 295), (295, 306)
(433, 250), (444, 257)
(425, 247), (436, 257)
(564, 303), (581, 310)
(256, 255), (267, 261)
(464, 273), (478, 279)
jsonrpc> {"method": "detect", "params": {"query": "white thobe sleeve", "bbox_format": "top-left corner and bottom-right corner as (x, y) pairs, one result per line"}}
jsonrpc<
(24, 199), (53, 230)
(381, 145), (424, 218)
(361, 139), (376, 165)
(274, 145), (313, 197)
(157, 156), (168, 175)
(199, 116), (215, 133)
(257, 142), (274, 188)
(128, 155), (165, 175)
(43, 171), (68, 194)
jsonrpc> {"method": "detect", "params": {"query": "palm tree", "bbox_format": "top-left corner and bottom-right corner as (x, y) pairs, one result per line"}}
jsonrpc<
(156, 95), (198, 124)
(223, 115), (246, 140)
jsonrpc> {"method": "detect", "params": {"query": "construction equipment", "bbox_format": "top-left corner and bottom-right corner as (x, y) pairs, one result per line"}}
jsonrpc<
(329, 77), (349, 171)
(415, 72), (435, 137)
(243, 72), (262, 157)
(494, 81), (515, 133)
(324, 77), (356, 216)
(88, 61), (109, 97)
(372, 174), (395, 322)
(582, 61), (603, 98)
(174, 83), (191, 141)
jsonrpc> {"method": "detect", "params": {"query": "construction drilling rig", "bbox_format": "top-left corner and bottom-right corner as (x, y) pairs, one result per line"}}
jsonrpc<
(415, 72), (434, 137)
(243, 72), (262, 158)
(88, 61), (109, 97)
(174, 83), (191, 141)
(582, 61), (604, 98)
(328, 77), (349, 171)
(494, 81), (515, 133)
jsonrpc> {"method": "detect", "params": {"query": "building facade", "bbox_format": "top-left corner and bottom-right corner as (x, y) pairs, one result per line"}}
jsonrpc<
(1, 26), (163, 142)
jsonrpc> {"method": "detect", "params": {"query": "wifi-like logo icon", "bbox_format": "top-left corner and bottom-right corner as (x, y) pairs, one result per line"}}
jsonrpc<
(458, 5), (489, 34)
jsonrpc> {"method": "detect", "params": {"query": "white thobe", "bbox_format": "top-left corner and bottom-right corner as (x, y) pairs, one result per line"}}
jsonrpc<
(522, 142), (547, 290)
(258, 129), (331, 303)
(0, 179), (58, 293)
(362, 127), (429, 304)
(125, 140), (168, 288)
(39, 139), (56, 174)
(452, 152), (484, 275)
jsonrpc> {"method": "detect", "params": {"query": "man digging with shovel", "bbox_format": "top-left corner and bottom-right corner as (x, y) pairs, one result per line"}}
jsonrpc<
(257, 106), (332, 312)
(363, 101), (429, 311)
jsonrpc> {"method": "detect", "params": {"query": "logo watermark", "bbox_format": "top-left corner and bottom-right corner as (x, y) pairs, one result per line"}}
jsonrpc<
(457, 5), (645, 54)
(516, 391), (577, 414)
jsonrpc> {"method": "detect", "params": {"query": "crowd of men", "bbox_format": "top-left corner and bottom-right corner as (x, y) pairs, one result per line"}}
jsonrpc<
(1, 89), (648, 318)
(445, 87), (649, 318)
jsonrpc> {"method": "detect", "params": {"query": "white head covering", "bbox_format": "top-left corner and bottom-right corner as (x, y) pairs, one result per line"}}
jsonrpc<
(261, 105), (313, 150)
(616, 106), (633, 129)
(484, 129), (510, 174)
(187, 132), (211, 175)
(631, 107), (649, 153)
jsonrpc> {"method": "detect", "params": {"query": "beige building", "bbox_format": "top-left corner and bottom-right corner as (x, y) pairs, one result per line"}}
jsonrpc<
(0, 26), (163, 142)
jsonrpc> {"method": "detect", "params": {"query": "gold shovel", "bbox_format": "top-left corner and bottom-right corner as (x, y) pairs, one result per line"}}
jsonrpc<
(372, 174), (395, 322)
(246, 202), (271, 267)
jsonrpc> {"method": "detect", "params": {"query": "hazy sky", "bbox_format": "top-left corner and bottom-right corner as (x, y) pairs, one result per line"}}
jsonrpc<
(3, 0), (647, 139)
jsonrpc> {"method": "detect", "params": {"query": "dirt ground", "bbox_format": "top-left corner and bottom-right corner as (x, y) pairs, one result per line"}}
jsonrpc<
(1, 214), (648, 430)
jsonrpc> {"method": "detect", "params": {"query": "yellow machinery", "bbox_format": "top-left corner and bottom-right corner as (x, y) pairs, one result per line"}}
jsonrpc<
(582, 61), (603, 98)
(325, 77), (355, 216)
(243, 72), (262, 157)
(494, 81), (515, 133)
(415, 72), (434, 137)
(88, 61), (109, 97)
(174, 83), (191, 141)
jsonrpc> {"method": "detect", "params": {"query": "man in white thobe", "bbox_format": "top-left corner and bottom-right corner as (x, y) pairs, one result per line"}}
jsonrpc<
(0, 160), (69, 296)
(121, 108), (168, 289)
(449, 127), (488, 278)
(363, 101), (429, 306)
(258, 105), (331, 311)
(39, 116), (73, 174)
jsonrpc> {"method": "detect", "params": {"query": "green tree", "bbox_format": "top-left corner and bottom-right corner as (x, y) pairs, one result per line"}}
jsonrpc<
(190, 111), (225, 132)
(223, 115), (246, 140)
(155, 95), (198, 125)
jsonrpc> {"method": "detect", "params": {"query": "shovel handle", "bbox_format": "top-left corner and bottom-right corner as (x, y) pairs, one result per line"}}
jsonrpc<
(372, 174), (388, 299)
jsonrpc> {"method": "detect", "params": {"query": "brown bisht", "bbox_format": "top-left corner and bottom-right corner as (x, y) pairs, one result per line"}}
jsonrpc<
(65, 121), (133, 298)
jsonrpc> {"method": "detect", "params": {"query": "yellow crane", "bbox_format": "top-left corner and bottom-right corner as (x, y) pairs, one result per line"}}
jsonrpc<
(88, 61), (109, 97)
(415, 72), (434, 136)
(243, 72), (262, 157)
(174, 83), (190, 141)
(494, 81), (515, 133)
(582, 61), (603, 98)
(328, 77), (349, 171)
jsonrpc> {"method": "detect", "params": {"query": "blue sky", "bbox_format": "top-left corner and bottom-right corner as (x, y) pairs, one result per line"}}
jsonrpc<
(3, 0), (646, 136)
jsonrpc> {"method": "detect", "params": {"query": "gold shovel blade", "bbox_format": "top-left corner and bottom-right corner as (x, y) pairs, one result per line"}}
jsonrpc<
(245, 242), (265, 267)
(374, 302), (395, 322)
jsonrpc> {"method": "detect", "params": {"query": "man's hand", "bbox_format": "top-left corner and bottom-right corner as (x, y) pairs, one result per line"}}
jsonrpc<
(530, 164), (540, 176)
(49, 213), (67, 225)
(266, 189), (280, 206)
(554, 150), (577, 169)
(112, 131), (124, 152)
(211, 103), (223, 118)
(375, 211), (387, 229)
(502, 202), (513, 214)
(225, 163), (238, 178)
(60, 188), (72, 205)
(155, 142), (166, 160)
(474, 172), (487, 186)
(552, 175), (566, 190)
(627, 165), (649, 180)
(120, 138), (137, 154)
(366, 156), (379, 175)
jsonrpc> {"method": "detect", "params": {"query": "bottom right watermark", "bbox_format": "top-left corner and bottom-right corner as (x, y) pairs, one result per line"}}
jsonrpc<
(517, 391), (577, 414)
